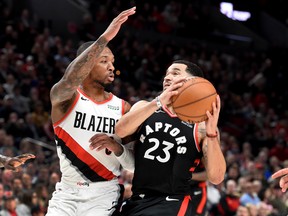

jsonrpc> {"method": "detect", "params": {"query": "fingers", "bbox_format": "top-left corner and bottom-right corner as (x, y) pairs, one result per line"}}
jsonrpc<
(115, 7), (136, 24)
(16, 153), (36, 159)
(9, 158), (23, 164)
(102, 7), (136, 41)
(272, 168), (288, 179)
(206, 110), (212, 118)
(89, 134), (112, 150)
(279, 175), (288, 192)
(206, 95), (220, 118)
(212, 95), (220, 113)
(216, 95), (221, 109)
(159, 77), (187, 106)
(120, 7), (136, 17)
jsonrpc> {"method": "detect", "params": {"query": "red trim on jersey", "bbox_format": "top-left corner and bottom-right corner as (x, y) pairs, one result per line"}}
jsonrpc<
(197, 182), (207, 214)
(53, 92), (80, 127)
(177, 195), (191, 216)
(194, 123), (201, 152)
(163, 105), (178, 118)
(54, 127), (116, 180)
(121, 100), (125, 115)
(78, 88), (113, 104)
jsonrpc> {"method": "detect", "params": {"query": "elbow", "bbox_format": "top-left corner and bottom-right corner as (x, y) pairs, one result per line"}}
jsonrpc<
(208, 169), (226, 185)
(115, 124), (126, 138)
(209, 175), (225, 185)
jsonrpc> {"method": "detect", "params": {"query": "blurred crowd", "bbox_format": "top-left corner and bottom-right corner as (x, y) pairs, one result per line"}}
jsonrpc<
(0, 0), (287, 215)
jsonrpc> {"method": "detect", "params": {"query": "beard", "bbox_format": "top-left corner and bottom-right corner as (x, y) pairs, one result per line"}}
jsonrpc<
(95, 80), (113, 91)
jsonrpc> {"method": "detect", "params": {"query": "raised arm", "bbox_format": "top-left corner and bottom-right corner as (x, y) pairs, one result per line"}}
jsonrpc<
(199, 95), (226, 185)
(50, 7), (136, 107)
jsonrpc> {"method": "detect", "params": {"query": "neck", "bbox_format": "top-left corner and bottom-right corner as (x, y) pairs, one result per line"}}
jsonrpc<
(80, 85), (110, 102)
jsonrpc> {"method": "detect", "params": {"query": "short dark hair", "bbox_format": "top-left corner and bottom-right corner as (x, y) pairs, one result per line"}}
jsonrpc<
(172, 60), (204, 78)
(76, 41), (94, 56)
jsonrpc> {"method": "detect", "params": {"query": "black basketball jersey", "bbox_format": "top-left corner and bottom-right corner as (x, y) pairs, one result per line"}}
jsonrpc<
(190, 162), (206, 187)
(132, 107), (203, 196)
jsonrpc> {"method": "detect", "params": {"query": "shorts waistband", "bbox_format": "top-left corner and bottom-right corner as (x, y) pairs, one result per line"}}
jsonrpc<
(60, 178), (119, 189)
(131, 193), (186, 201)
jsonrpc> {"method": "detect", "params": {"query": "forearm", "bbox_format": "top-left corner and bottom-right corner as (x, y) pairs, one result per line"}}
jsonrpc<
(191, 171), (207, 181)
(203, 137), (226, 185)
(115, 100), (159, 138)
(115, 145), (135, 173)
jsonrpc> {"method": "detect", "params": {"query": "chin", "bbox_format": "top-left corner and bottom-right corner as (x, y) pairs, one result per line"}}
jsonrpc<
(104, 83), (113, 91)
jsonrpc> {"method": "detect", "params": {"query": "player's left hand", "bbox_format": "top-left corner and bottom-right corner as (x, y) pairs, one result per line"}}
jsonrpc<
(205, 95), (220, 135)
(89, 134), (123, 156)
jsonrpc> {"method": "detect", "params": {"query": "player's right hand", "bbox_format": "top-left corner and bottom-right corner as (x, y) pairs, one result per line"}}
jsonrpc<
(102, 7), (136, 41)
(272, 168), (288, 192)
(159, 77), (185, 106)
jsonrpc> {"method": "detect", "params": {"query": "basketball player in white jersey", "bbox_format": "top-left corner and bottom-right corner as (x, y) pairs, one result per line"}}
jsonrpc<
(46, 7), (136, 216)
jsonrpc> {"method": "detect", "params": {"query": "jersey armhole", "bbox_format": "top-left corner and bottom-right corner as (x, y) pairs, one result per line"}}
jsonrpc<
(53, 91), (80, 127)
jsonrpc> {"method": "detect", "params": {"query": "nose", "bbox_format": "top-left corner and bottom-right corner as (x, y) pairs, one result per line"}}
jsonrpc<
(164, 74), (172, 82)
(108, 62), (115, 72)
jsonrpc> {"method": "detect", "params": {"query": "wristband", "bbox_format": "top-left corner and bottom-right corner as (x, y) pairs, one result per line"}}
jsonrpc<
(206, 131), (218, 138)
(115, 144), (135, 173)
(155, 96), (162, 108)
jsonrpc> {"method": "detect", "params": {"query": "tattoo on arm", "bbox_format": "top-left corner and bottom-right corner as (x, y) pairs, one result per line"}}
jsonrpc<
(52, 37), (108, 102)
(202, 140), (208, 168)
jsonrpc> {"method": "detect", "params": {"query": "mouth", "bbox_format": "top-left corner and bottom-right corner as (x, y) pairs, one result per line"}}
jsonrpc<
(163, 83), (171, 88)
(107, 74), (114, 82)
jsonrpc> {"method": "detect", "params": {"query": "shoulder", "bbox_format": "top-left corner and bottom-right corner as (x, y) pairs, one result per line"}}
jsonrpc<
(123, 100), (131, 114)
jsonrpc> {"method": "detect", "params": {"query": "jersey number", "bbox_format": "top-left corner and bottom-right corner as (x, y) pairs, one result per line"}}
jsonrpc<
(144, 138), (174, 163)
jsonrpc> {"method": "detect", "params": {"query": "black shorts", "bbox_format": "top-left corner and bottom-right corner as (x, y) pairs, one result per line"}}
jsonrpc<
(190, 182), (207, 216)
(120, 194), (192, 216)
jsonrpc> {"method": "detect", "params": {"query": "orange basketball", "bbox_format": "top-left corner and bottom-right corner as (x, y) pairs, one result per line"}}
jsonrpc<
(171, 77), (217, 124)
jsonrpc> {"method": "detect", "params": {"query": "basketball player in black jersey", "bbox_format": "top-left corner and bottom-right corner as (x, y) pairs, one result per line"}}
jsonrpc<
(115, 60), (226, 216)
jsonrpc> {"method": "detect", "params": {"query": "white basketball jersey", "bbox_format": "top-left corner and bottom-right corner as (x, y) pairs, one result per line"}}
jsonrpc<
(53, 88), (125, 185)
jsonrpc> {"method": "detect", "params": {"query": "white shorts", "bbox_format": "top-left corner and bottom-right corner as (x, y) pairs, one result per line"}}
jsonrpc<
(46, 179), (122, 216)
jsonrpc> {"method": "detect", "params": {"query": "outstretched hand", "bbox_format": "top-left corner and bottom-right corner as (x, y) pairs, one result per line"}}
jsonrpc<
(102, 7), (136, 41)
(4, 153), (36, 172)
(272, 168), (288, 192)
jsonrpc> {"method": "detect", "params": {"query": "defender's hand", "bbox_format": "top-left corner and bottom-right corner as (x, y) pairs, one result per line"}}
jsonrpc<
(102, 7), (136, 41)
(89, 134), (123, 156)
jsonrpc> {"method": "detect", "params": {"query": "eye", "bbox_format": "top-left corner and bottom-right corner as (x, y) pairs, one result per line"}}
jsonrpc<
(171, 71), (179, 76)
(100, 60), (107, 63)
